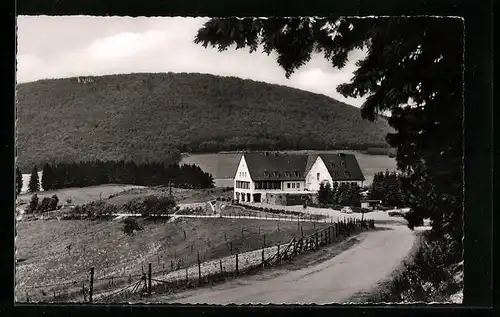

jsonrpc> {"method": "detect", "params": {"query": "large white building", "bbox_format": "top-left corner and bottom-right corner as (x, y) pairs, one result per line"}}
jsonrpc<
(233, 152), (365, 204)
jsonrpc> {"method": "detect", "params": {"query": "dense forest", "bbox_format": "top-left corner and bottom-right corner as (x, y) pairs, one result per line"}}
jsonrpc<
(16, 72), (393, 171)
(37, 161), (214, 191)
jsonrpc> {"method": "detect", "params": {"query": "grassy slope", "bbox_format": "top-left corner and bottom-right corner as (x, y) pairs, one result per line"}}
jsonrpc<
(16, 184), (144, 207)
(15, 218), (328, 300)
(16, 72), (393, 172)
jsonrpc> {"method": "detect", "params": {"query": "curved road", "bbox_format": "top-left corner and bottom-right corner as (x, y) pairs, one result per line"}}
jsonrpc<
(153, 224), (417, 304)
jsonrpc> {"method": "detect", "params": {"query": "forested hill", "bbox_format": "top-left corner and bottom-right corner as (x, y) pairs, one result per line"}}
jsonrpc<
(16, 72), (393, 172)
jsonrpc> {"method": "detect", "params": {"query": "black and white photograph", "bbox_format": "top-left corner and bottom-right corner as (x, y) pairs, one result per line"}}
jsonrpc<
(15, 16), (464, 305)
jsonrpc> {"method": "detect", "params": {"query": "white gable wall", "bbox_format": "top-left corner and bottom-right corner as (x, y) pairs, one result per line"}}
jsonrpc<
(233, 155), (254, 201)
(305, 156), (333, 192)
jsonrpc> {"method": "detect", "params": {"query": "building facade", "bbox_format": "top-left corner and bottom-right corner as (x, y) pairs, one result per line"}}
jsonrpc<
(233, 152), (365, 204)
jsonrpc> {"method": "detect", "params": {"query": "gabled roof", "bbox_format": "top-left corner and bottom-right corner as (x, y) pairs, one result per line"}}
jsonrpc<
(317, 153), (365, 181)
(240, 152), (365, 182)
(242, 152), (308, 181)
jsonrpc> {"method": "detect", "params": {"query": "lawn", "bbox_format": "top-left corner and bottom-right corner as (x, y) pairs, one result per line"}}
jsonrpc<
(15, 217), (329, 302)
(105, 186), (233, 205)
(17, 184), (143, 207)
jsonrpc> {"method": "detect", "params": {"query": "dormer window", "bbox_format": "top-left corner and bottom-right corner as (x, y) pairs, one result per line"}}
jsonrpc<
(284, 172), (290, 177)
(294, 171), (300, 177)
(345, 171), (351, 178)
(263, 171), (270, 178)
(273, 171), (279, 177)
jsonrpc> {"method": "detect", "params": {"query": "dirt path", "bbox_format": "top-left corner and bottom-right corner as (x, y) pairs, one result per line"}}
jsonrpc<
(152, 224), (416, 304)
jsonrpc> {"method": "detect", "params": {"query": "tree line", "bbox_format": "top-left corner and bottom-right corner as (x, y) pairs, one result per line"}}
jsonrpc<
(369, 171), (407, 208)
(317, 182), (362, 207)
(17, 161), (214, 194)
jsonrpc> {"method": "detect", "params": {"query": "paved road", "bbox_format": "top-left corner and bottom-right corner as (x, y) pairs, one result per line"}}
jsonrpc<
(155, 224), (417, 304)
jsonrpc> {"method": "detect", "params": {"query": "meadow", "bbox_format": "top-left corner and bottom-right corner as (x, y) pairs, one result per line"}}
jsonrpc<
(15, 217), (328, 302)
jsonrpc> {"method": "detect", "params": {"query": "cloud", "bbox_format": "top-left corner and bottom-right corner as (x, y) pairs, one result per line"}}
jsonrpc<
(16, 16), (367, 107)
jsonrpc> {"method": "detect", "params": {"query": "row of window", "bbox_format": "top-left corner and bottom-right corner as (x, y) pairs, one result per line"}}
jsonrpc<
(316, 171), (351, 180)
(238, 171), (248, 178)
(254, 181), (281, 190)
(286, 182), (301, 189)
(235, 181), (250, 189)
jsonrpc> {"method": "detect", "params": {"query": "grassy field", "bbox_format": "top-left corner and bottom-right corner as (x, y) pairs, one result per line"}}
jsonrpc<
(17, 184), (143, 207)
(15, 217), (328, 301)
(181, 150), (397, 186)
(105, 186), (233, 205)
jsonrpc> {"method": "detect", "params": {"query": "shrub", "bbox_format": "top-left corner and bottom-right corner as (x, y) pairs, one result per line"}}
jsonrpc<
(26, 194), (39, 214)
(123, 217), (143, 235)
(48, 195), (59, 210)
(141, 195), (176, 218)
(38, 197), (52, 213)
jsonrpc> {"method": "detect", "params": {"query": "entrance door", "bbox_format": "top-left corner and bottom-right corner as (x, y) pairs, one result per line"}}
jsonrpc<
(247, 193), (251, 202)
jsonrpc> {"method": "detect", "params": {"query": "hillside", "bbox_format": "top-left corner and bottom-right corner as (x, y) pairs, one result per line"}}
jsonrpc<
(16, 72), (393, 172)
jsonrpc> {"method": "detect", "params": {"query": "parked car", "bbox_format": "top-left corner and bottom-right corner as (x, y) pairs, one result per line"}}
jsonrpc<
(388, 208), (412, 217)
(341, 206), (353, 214)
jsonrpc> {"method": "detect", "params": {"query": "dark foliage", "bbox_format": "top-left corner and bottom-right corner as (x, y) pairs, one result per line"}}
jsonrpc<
(26, 194), (39, 214)
(123, 218), (143, 235)
(39, 160), (214, 190)
(28, 166), (40, 193)
(16, 73), (392, 171)
(317, 181), (361, 206)
(369, 171), (407, 208)
(139, 195), (177, 218)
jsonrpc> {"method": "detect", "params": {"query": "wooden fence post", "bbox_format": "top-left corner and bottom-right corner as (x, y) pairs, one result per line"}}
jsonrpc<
(82, 283), (85, 302)
(263, 234), (266, 248)
(148, 263), (152, 295)
(89, 267), (94, 303)
(185, 267), (188, 285)
(301, 226), (304, 238)
(315, 232), (319, 249)
(197, 250), (202, 284)
(236, 253), (239, 275)
(277, 244), (281, 263)
(220, 259), (223, 276)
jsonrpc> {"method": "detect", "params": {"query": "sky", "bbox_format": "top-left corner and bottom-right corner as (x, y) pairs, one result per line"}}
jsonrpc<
(16, 16), (367, 107)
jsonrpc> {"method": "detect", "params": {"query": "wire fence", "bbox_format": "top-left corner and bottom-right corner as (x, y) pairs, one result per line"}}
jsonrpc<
(17, 217), (374, 303)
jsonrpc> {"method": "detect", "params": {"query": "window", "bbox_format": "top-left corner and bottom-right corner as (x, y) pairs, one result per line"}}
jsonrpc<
(284, 172), (290, 177)
(317, 173), (320, 180)
(287, 183), (291, 189)
(273, 171), (279, 177)
(263, 171), (270, 178)
(294, 172), (300, 177)
(345, 171), (351, 178)
(292, 183), (296, 188)
(296, 183), (300, 188)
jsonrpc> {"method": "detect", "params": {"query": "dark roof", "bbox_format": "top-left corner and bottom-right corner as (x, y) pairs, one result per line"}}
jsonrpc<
(242, 152), (365, 182)
(243, 152), (308, 181)
(318, 153), (365, 181)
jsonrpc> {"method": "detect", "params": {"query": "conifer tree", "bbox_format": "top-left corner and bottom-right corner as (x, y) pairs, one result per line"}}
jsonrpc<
(28, 166), (40, 193)
(41, 163), (54, 191)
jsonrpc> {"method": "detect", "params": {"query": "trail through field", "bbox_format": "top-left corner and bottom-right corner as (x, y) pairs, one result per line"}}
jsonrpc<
(153, 224), (416, 304)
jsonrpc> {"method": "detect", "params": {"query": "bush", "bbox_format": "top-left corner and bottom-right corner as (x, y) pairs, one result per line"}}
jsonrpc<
(25, 194), (39, 214)
(375, 233), (463, 302)
(123, 217), (143, 235)
(141, 195), (176, 218)
(38, 197), (52, 213)
(48, 195), (59, 210)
